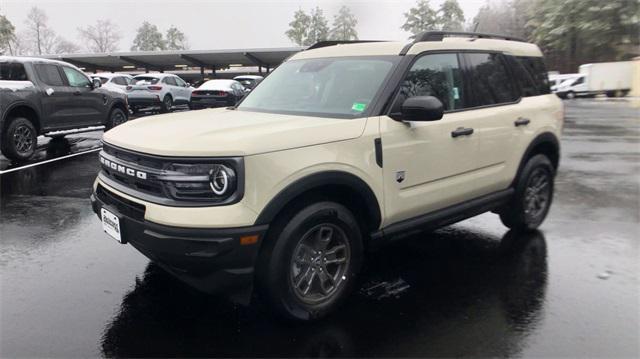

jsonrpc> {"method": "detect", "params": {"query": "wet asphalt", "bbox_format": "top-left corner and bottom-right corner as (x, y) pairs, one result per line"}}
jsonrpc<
(1, 99), (638, 358)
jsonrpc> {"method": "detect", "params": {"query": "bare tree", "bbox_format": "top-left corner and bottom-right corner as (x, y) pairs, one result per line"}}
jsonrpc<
(24, 6), (50, 54)
(54, 37), (80, 54)
(78, 20), (121, 53)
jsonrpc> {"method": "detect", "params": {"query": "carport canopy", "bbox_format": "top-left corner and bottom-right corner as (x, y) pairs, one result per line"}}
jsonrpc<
(43, 47), (304, 74)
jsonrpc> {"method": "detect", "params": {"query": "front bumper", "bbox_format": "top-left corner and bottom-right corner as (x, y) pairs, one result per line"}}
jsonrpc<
(91, 184), (268, 296)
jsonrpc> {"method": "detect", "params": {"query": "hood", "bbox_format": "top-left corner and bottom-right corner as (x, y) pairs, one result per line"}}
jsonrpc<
(103, 108), (367, 157)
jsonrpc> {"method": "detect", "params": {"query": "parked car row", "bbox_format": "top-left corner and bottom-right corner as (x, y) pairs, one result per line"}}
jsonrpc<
(91, 73), (263, 113)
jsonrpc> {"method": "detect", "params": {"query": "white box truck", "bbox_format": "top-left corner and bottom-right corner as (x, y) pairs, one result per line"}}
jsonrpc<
(555, 61), (633, 99)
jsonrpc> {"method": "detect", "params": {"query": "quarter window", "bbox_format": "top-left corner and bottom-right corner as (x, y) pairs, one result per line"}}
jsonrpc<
(396, 53), (465, 111)
(518, 56), (551, 95)
(0, 62), (28, 81)
(466, 53), (518, 106)
(35, 64), (65, 86)
(62, 67), (91, 87)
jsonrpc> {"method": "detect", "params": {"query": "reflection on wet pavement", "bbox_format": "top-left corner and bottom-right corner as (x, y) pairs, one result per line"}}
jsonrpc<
(0, 131), (103, 172)
(1, 99), (638, 357)
(100, 229), (547, 358)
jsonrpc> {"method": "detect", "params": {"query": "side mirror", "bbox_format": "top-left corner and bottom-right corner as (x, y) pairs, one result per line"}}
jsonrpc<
(399, 96), (443, 122)
(92, 78), (102, 89)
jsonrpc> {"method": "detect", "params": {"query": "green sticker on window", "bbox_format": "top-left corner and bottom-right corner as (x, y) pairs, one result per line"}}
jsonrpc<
(453, 87), (460, 100)
(352, 102), (367, 112)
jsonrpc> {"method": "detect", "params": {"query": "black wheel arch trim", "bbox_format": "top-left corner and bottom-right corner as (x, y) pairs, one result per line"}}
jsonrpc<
(254, 171), (382, 231)
(512, 132), (560, 187)
(1, 101), (42, 134)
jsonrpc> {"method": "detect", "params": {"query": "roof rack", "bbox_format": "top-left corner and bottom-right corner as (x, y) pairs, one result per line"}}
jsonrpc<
(399, 31), (527, 55)
(307, 40), (387, 51)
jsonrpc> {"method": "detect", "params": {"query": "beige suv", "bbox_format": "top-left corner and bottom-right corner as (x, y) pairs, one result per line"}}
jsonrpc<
(91, 31), (563, 320)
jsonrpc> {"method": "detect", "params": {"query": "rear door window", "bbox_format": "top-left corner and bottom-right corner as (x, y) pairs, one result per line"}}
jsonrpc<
(465, 53), (518, 106)
(164, 77), (178, 86)
(0, 62), (29, 81)
(35, 64), (65, 86)
(395, 53), (465, 111)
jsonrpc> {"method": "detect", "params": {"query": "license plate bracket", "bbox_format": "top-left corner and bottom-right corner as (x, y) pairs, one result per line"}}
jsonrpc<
(101, 207), (126, 244)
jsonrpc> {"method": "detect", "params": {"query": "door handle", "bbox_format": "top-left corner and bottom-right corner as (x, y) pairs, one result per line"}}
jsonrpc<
(515, 117), (530, 127)
(451, 127), (474, 138)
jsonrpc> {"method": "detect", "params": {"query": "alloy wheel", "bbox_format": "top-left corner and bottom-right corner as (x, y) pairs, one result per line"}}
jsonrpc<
(523, 168), (551, 222)
(289, 223), (351, 304)
(112, 111), (126, 126)
(13, 125), (34, 154)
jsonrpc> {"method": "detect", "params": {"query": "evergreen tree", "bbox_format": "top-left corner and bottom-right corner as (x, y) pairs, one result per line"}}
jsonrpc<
(329, 6), (358, 41)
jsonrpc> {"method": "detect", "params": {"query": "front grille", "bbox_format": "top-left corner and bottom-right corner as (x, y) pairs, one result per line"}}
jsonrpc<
(102, 143), (164, 170)
(99, 142), (244, 206)
(96, 184), (145, 222)
(100, 143), (167, 197)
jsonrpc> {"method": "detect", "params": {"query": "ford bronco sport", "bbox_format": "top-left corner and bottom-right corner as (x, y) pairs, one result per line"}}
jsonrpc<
(91, 31), (563, 320)
(1, 56), (129, 161)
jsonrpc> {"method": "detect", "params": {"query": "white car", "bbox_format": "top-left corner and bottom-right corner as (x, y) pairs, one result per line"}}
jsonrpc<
(91, 73), (133, 92)
(190, 79), (247, 109)
(127, 73), (193, 113)
(233, 75), (263, 90)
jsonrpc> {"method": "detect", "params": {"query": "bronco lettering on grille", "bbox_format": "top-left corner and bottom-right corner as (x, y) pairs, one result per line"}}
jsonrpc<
(100, 156), (148, 179)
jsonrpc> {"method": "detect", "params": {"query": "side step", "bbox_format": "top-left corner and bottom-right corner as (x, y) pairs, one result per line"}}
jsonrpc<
(370, 188), (514, 244)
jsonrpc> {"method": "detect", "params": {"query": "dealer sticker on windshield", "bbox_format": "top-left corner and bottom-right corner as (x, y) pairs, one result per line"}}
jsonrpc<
(352, 102), (367, 112)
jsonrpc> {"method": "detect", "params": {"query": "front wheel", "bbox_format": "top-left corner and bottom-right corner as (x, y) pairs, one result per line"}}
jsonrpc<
(565, 91), (576, 99)
(500, 155), (555, 231)
(105, 107), (128, 130)
(1, 117), (37, 162)
(257, 202), (363, 321)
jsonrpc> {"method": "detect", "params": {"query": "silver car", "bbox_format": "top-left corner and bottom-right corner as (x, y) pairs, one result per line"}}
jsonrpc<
(127, 73), (193, 113)
(91, 73), (133, 92)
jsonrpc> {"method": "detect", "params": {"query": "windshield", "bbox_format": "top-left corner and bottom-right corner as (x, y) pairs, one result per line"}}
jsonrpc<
(238, 57), (397, 118)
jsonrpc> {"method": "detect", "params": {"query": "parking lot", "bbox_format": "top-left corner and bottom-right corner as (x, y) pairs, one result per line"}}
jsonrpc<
(1, 99), (638, 357)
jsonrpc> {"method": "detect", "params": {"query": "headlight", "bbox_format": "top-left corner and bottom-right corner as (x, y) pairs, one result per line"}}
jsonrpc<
(165, 162), (241, 202)
(209, 165), (235, 195)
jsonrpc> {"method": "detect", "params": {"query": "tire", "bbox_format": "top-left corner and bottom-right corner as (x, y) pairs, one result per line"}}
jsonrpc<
(500, 154), (555, 231)
(606, 91), (616, 98)
(1, 117), (37, 162)
(160, 95), (173, 113)
(256, 201), (364, 321)
(105, 107), (128, 130)
(566, 91), (575, 99)
(621, 90), (629, 97)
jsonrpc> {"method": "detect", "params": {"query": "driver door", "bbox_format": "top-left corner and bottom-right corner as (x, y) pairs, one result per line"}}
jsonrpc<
(61, 66), (105, 126)
(381, 53), (485, 225)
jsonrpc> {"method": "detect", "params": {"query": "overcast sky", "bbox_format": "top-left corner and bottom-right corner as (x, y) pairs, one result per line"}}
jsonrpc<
(0, 0), (488, 52)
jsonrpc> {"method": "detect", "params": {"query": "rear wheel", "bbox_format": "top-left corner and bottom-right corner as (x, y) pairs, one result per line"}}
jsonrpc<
(1, 117), (37, 162)
(500, 155), (555, 231)
(257, 201), (363, 321)
(160, 95), (173, 113)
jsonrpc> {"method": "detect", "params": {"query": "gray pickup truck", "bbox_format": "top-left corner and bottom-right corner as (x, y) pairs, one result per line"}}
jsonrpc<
(0, 56), (129, 161)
